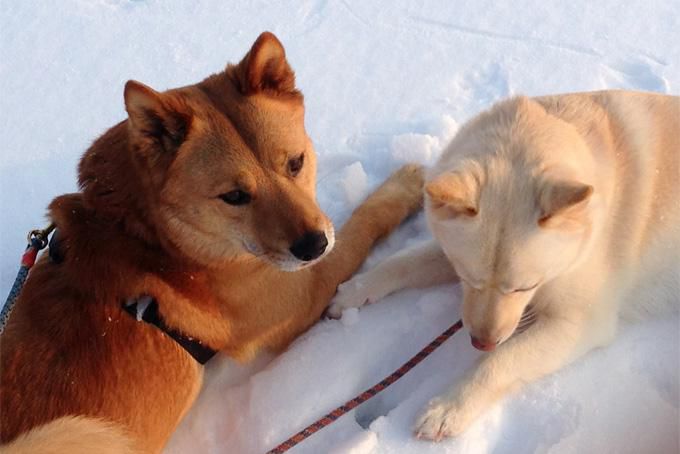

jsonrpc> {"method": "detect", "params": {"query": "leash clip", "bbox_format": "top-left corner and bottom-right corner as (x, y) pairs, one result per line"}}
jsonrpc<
(27, 223), (56, 249)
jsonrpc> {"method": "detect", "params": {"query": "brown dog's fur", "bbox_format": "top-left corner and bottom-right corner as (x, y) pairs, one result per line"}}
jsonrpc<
(0, 32), (423, 453)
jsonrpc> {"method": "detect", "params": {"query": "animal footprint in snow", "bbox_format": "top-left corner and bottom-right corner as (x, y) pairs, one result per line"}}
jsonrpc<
(599, 57), (668, 93)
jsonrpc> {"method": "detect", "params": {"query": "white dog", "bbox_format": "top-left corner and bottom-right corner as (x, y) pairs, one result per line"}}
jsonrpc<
(328, 91), (680, 440)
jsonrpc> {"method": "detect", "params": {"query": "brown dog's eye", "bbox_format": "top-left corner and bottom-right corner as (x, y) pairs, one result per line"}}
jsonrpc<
(220, 190), (251, 206)
(288, 153), (304, 177)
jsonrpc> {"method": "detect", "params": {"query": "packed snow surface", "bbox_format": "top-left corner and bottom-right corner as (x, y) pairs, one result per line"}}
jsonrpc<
(1, 1), (678, 453)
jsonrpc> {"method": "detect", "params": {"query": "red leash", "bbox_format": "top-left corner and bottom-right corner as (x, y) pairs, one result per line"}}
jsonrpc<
(266, 319), (464, 454)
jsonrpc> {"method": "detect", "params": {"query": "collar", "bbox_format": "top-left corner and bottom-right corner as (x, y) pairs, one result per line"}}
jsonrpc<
(123, 297), (217, 365)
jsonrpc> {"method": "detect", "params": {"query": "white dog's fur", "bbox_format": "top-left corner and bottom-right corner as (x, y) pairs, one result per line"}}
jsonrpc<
(328, 90), (680, 440)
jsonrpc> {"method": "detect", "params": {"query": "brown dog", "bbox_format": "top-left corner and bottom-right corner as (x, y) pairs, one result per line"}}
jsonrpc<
(0, 32), (423, 453)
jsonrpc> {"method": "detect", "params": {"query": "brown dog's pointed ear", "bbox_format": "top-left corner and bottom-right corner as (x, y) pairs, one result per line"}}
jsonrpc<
(124, 80), (191, 150)
(426, 172), (479, 217)
(538, 180), (593, 225)
(234, 31), (297, 95)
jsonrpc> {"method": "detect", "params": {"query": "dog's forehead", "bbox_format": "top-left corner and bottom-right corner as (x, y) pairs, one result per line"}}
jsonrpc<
(228, 103), (307, 169)
(439, 201), (537, 284)
(241, 97), (307, 152)
(184, 106), (304, 174)
(197, 76), (307, 157)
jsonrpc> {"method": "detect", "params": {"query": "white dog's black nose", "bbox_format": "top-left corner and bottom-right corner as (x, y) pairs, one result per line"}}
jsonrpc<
(290, 231), (328, 261)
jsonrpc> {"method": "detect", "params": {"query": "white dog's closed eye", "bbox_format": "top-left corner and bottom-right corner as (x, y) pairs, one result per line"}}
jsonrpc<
(499, 282), (540, 294)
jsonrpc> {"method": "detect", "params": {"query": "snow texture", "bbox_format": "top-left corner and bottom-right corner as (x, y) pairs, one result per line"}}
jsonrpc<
(1, 1), (678, 453)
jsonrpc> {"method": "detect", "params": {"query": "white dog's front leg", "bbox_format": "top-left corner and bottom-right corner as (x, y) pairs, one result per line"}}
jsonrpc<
(414, 309), (617, 440)
(327, 240), (456, 318)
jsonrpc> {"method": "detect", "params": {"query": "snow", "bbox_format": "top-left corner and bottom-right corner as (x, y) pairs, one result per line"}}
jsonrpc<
(341, 162), (369, 206)
(1, 1), (678, 453)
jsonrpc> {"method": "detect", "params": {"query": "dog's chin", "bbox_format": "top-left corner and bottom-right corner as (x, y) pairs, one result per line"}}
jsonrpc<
(267, 251), (329, 272)
(275, 260), (314, 272)
(495, 321), (534, 346)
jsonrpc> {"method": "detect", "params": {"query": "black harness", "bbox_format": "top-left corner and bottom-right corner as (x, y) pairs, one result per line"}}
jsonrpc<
(122, 298), (217, 365)
(49, 229), (217, 365)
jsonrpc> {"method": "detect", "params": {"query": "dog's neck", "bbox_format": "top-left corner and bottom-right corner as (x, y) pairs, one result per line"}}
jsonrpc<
(47, 192), (235, 349)
(77, 121), (166, 247)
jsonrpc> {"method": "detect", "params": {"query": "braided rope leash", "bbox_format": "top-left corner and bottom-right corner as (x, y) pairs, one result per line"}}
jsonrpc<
(266, 319), (464, 454)
(0, 224), (55, 335)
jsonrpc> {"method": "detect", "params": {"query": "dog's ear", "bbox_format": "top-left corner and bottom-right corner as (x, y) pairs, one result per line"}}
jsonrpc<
(233, 31), (297, 95)
(538, 180), (593, 226)
(124, 80), (191, 151)
(425, 172), (479, 218)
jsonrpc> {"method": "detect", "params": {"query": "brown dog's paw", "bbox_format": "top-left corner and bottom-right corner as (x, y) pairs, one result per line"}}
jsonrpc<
(389, 163), (425, 191)
(374, 163), (425, 210)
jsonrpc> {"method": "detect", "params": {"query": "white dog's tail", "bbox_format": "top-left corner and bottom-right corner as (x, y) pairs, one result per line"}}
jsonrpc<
(1, 416), (141, 454)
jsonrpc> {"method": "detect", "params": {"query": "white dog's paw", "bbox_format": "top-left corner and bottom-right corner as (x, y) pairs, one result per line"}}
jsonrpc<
(326, 278), (374, 319)
(413, 397), (470, 441)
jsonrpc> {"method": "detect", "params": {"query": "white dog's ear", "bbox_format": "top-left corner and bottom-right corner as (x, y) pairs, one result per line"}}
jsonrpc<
(538, 180), (593, 225)
(425, 172), (479, 217)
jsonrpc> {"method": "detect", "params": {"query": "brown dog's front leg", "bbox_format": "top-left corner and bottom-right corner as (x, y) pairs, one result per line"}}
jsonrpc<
(314, 164), (425, 304)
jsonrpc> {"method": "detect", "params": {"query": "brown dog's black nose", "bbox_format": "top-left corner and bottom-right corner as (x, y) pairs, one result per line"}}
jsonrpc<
(290, 231), (328, 262)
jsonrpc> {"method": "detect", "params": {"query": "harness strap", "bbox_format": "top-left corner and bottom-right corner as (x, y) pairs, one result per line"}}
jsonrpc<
(48, 228), (65, 263)
(123, 297), (217, 365)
